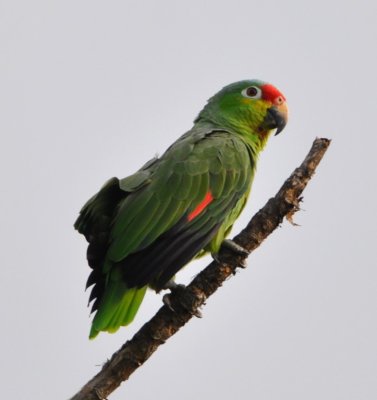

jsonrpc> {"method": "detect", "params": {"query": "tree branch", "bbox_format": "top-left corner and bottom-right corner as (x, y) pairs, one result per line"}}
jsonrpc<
(69, 137), (331, 400)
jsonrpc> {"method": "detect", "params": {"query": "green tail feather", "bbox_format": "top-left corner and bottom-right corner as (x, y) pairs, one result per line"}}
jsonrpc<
(89, 282), (147, 339)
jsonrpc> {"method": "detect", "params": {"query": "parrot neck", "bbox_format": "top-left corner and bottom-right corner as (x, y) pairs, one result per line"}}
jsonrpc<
(195, 115), (272, 157)
(232, 124), (273, 156)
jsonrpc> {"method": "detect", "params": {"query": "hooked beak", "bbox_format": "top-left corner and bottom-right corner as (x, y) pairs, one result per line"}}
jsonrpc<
(261, 102), (288, 135)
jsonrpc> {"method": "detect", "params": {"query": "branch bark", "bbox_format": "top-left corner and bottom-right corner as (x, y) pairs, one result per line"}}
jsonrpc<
(69, 137), (331, 400)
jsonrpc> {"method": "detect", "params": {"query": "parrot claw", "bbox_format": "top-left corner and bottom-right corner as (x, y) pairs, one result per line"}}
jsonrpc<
(237, 258), (247, 269)
(221, 239), (249, 256)
(211, 252), (221, 264)
(162, 293), (175, 311)
(162, 283), (187, 311)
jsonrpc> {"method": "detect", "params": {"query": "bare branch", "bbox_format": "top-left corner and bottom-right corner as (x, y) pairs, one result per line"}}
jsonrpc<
(69, 137), (331, 400)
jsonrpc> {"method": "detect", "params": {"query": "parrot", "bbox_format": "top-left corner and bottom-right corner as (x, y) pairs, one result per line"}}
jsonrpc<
(74, 79), (288, 339)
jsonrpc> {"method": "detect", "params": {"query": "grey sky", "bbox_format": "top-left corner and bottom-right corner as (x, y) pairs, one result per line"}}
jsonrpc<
(1, 0), (376, 399)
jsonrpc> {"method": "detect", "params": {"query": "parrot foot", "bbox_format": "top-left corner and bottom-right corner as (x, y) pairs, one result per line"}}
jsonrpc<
(212, 240), (249, 269)
(162, 284), (202, 318)
(221, 239), (249, 256)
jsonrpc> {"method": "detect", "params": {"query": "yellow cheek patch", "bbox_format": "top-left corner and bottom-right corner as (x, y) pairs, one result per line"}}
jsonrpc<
(253, 100), (270, 113)
(240, 98), (271, 113)
(241, 98), (253, 105)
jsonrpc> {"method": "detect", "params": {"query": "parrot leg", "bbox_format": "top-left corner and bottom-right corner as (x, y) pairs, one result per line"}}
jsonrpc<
(163, 279), (184, 291)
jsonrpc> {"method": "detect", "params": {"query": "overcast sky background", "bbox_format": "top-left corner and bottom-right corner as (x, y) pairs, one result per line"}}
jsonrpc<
(1, 0), (376, 399)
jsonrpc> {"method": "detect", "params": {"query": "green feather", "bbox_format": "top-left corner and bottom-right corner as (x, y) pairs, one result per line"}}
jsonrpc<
(89, 279), (147, 339)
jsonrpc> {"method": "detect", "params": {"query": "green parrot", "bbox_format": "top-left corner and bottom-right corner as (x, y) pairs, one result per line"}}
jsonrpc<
(74, 79), (288, 339)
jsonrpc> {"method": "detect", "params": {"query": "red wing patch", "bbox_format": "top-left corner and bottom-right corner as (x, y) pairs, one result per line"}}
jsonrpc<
(188, 191), (214, 221)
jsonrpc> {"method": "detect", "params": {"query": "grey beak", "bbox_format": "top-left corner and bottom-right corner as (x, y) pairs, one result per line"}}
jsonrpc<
(260, 103), (288, 135)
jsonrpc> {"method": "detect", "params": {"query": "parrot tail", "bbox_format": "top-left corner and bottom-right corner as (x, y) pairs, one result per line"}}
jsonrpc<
(89, 281), (147, 339)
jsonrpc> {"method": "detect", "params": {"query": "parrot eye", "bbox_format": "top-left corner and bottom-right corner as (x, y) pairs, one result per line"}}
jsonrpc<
(242, 86), (262, 99)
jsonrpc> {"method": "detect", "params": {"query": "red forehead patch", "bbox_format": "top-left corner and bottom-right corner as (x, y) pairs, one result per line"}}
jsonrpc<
(261, 84), (285, 102)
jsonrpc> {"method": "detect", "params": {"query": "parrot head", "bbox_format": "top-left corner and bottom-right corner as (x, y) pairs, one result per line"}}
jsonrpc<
(196, 79), (288, 149)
